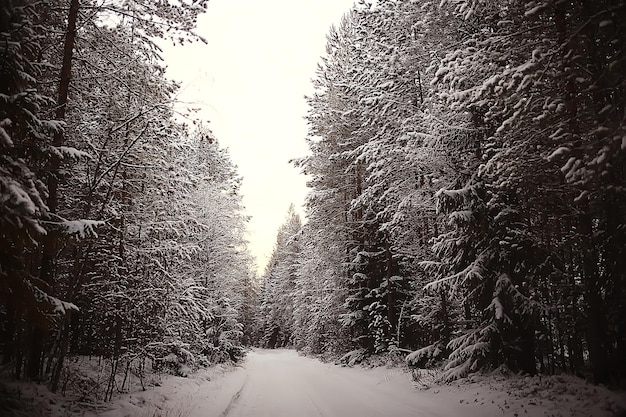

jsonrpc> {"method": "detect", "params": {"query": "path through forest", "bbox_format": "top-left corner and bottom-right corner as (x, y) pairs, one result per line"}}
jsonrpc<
(196, 349), (501, 417)
(81, 348), (624, 417)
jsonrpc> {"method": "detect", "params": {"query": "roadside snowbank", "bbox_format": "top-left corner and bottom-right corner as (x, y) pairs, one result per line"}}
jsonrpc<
(412, 367), (626, 417)
(2, 350), (625, 417)
(0, 359), (246, 417)
(79, 362), (247, 417)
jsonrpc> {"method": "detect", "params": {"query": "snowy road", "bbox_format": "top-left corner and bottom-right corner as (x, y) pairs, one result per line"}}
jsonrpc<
(85, 348), (624, 417)
(215, 349), (500, 417)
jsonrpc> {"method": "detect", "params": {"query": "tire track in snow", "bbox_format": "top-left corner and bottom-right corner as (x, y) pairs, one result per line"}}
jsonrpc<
(219, 373), (248, 417)
(304, 390), (327, 417)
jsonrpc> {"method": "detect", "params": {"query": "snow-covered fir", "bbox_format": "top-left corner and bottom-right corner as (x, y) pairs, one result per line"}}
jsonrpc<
(1, 0), (625, 416)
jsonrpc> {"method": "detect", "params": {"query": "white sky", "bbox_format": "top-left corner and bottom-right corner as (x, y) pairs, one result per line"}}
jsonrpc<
(163, 0), (355, 274)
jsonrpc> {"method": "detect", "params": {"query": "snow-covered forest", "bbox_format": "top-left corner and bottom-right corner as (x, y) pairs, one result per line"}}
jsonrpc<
(1, 0), (256, 396)
(256, 0), (626, 385)
(1, 0), (626, 415)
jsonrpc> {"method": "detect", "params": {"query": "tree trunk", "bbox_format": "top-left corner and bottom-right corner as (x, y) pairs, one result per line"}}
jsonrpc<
(385, 232), (396, 331)
(28, 0), (80, 381)
(579, 207), (610, 384)
(519, 322), (537, 376)
(440, 288), (450, 345)
(50, 318), (72, 392)
(2, 297), (16, 365)
(553, 2), (610, 384)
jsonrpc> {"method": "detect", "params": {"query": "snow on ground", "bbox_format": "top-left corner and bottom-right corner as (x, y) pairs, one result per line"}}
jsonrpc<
(0, 360), (247, 417)
(220, 349), (500, 417)
(2, 349), (625, 416)
(78, 362), (248, 417)
(101, 349), (623, 417)
(413, 368), (626, 417)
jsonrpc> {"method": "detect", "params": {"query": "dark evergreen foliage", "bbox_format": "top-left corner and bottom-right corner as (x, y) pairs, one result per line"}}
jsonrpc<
(1, 0), (254, 397)
(281, 0), (626, 385)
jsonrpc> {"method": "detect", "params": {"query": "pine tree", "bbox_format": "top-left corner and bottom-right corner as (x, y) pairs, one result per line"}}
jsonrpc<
(0, 0), (79, 381)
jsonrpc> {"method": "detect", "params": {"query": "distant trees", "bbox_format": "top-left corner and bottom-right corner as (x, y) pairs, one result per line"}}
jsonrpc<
(0, 0), (254, 396)
(257, 205), (302, 348)
(262, 0), (626, 385)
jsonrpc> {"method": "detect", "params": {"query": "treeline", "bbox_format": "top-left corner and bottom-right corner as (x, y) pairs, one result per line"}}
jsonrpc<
(0, 0), (255, 395)
(256, 0), (626, 385)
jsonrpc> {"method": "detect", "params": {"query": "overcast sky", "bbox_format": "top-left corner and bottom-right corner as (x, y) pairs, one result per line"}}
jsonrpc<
(163, 0), (355, 273)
